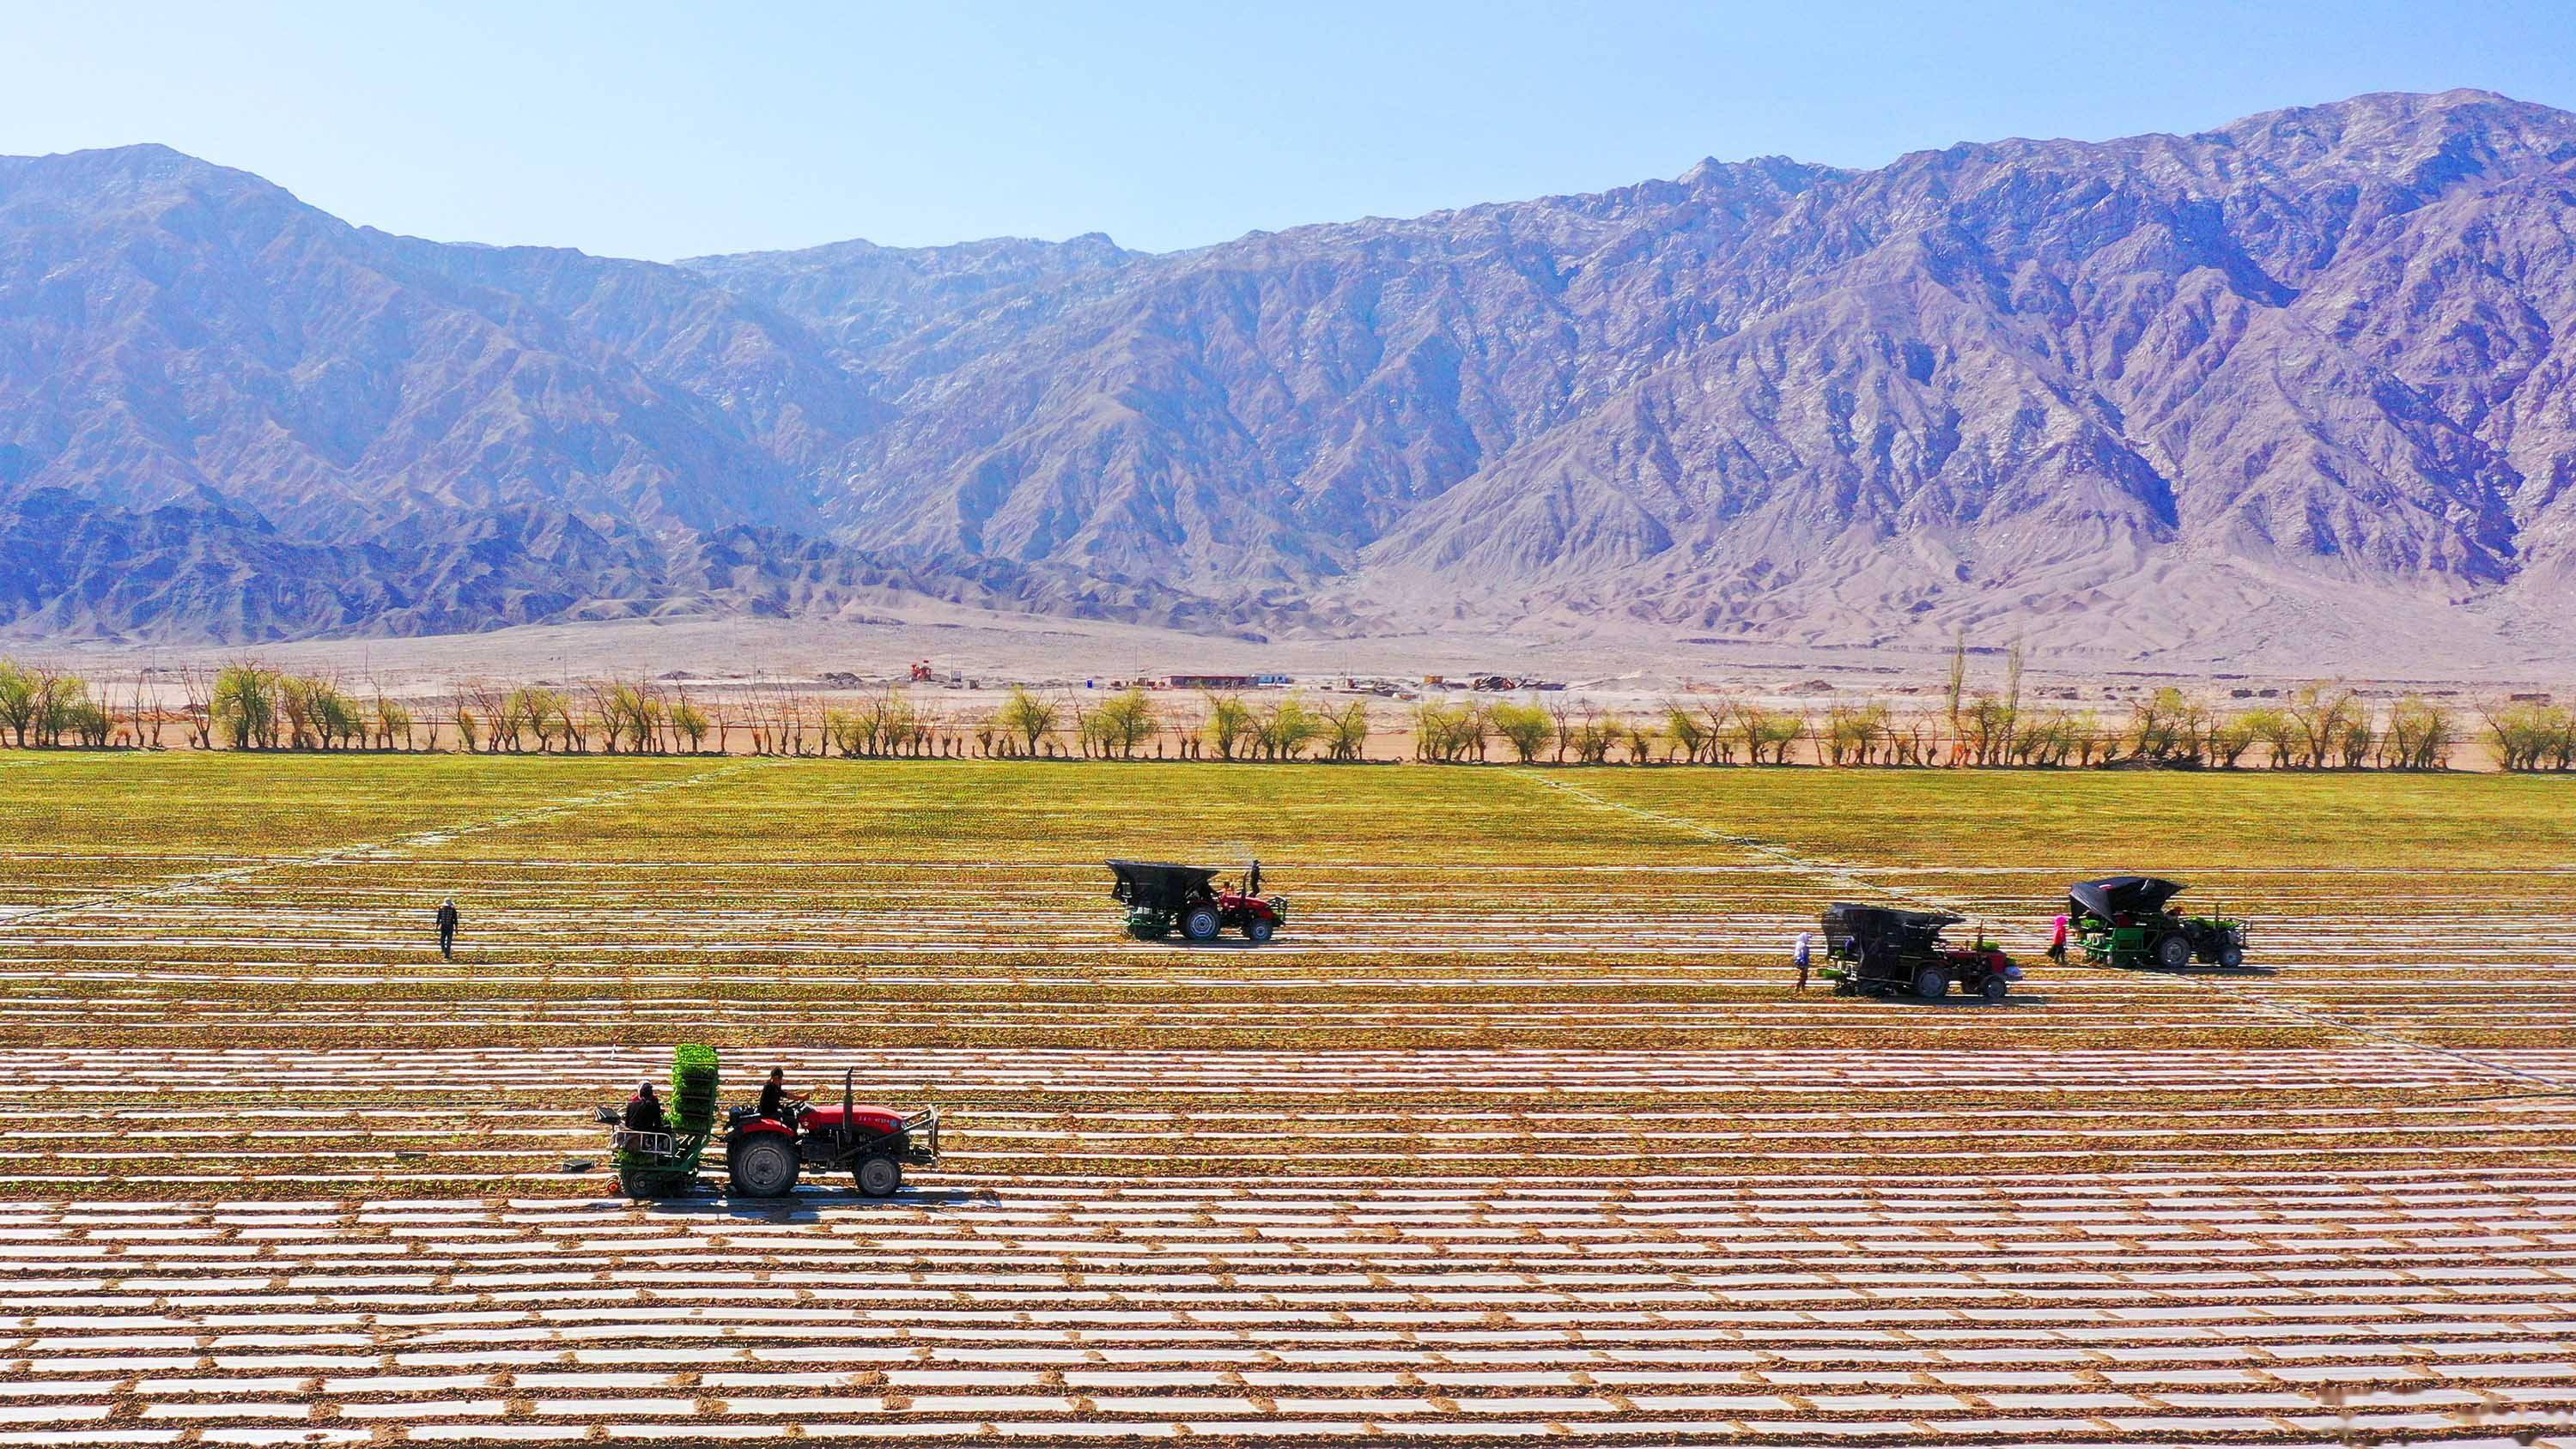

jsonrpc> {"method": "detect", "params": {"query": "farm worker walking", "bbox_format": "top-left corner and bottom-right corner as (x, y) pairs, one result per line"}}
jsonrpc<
(1245, 858), (1263, 896)
(757, 1067), (807, 1123)
(623, 1082), (666, 1134)
(1793, 931), (1812, 992)
(435, 898), (459, 959)
(2046, 914), (2069, 964)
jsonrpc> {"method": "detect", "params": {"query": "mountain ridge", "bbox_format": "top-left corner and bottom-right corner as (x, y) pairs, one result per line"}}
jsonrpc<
(5, 88), (2575, 663)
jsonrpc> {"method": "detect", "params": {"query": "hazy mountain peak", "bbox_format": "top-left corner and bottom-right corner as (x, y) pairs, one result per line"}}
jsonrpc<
(6, 90), (2576, 666)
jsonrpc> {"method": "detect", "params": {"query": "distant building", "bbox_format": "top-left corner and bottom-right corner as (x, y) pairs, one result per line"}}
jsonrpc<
(1163, 674), (1258, 690)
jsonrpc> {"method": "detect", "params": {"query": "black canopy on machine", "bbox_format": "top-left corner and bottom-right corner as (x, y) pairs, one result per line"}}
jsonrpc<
(1820, 901), (1964, 954)
(2068, 876), (2187, 919)
(1106, 860), (1221, 913)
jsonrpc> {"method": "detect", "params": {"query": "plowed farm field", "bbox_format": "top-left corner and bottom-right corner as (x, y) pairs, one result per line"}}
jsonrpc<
(0, 754), (2568, 1447)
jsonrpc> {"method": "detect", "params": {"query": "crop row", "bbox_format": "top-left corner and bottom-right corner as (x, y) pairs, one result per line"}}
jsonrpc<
(0, 1044), (2563, 1194)
(0, 1174), (2566, 1445)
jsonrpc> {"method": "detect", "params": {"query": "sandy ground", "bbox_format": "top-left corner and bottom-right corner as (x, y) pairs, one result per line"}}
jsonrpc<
(23, 602), (2576, 703)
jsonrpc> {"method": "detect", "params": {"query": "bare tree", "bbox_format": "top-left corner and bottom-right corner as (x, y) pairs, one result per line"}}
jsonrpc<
(177, 664), (216, 749)
(1942, 628), (1969, 765)
(2283, 682), (2361, 769)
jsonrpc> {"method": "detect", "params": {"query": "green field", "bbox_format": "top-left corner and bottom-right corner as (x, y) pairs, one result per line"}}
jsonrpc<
(0, 753), (2566, 1179)
(0, 754), (2567, 1443)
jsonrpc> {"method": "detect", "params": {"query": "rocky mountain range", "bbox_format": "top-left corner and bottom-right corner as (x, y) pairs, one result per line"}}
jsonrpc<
(5, 88), (2576, 658)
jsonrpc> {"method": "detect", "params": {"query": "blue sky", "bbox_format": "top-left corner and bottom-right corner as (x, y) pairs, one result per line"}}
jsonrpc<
(7, 1), (2572, 258)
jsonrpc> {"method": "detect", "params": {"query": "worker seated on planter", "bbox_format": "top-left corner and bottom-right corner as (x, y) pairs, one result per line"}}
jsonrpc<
(623, 1081), (667, 1135)
(758, 1067), (808, 1124)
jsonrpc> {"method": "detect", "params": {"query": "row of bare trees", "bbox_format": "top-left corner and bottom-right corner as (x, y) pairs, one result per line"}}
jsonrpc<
(447, 678), (716, 754)
(0, 656), (2568, 772)
(1399, 683), (2479, 771)
(0, 660), (122, 747)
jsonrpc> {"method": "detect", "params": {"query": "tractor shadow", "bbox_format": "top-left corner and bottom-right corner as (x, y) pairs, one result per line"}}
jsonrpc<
(2126, 963), (2281, 979)
(1832, 991), (2055, 1009)
(640, 1186), (981, 1220)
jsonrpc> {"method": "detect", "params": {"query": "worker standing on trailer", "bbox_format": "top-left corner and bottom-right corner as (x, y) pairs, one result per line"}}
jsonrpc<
(1794, 931), (1812, 992)
(435, 897), (459, 959)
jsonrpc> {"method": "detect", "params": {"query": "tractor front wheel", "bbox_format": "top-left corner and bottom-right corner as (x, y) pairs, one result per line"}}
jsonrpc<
(1913, 966), (1947, 1000)
(2155, 934), (2194, 970)
(1182, 906), (1222, 943)
(729, 1135), (800, 1198)
(855, 1155), (902, 1197)
(2217, 942), (2245, 968)
(1979, 974), (2008, 1001)
(1245, 917), (1275, 944)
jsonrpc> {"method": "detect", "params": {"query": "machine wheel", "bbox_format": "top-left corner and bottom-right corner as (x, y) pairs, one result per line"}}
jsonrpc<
(2155, 934), (2194, 970)
(1181, 906), (1222, 943)
(728, 1135), (800, 1198)
(1245, 917), (1275, 944)
(1979, 974), (2008, 1002)
(2217, 942), (2245, 968)
(1913, 966), (1948, 1000)
(855, 1155), (902, 1197)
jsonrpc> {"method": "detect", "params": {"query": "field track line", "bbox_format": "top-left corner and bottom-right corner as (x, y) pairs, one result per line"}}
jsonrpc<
(1519, 771), (2573, 1094)
(1514, 772), (1940, 909)
(0, 758), (771, 929)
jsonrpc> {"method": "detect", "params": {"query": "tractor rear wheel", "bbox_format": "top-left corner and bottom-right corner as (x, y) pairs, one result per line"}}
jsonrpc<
(1182, 906), (1221, 943)
(1979, 973), (2008, 1001)
(1245, 917), (1274, 944)
(855, 1155), (902, 1197)
(2155, 934), (2194, 970)
(1913, 966), (1947, 1000)
(729, 1135), (800, 1198)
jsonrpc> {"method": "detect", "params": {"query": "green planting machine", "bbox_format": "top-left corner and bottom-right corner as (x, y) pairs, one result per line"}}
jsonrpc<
(602, 1044), (721, 1197)
(2069, 876), (2248, 969)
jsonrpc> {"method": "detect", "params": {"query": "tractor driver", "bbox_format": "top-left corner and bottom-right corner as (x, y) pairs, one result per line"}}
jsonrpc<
(757, 1067), (808, 1125)
(623, 1081), (666, 1135)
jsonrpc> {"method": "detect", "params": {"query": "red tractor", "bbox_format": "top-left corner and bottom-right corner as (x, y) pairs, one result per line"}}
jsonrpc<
(725, 1069), (941, 1198)
(1108, 858), (1286, 943)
